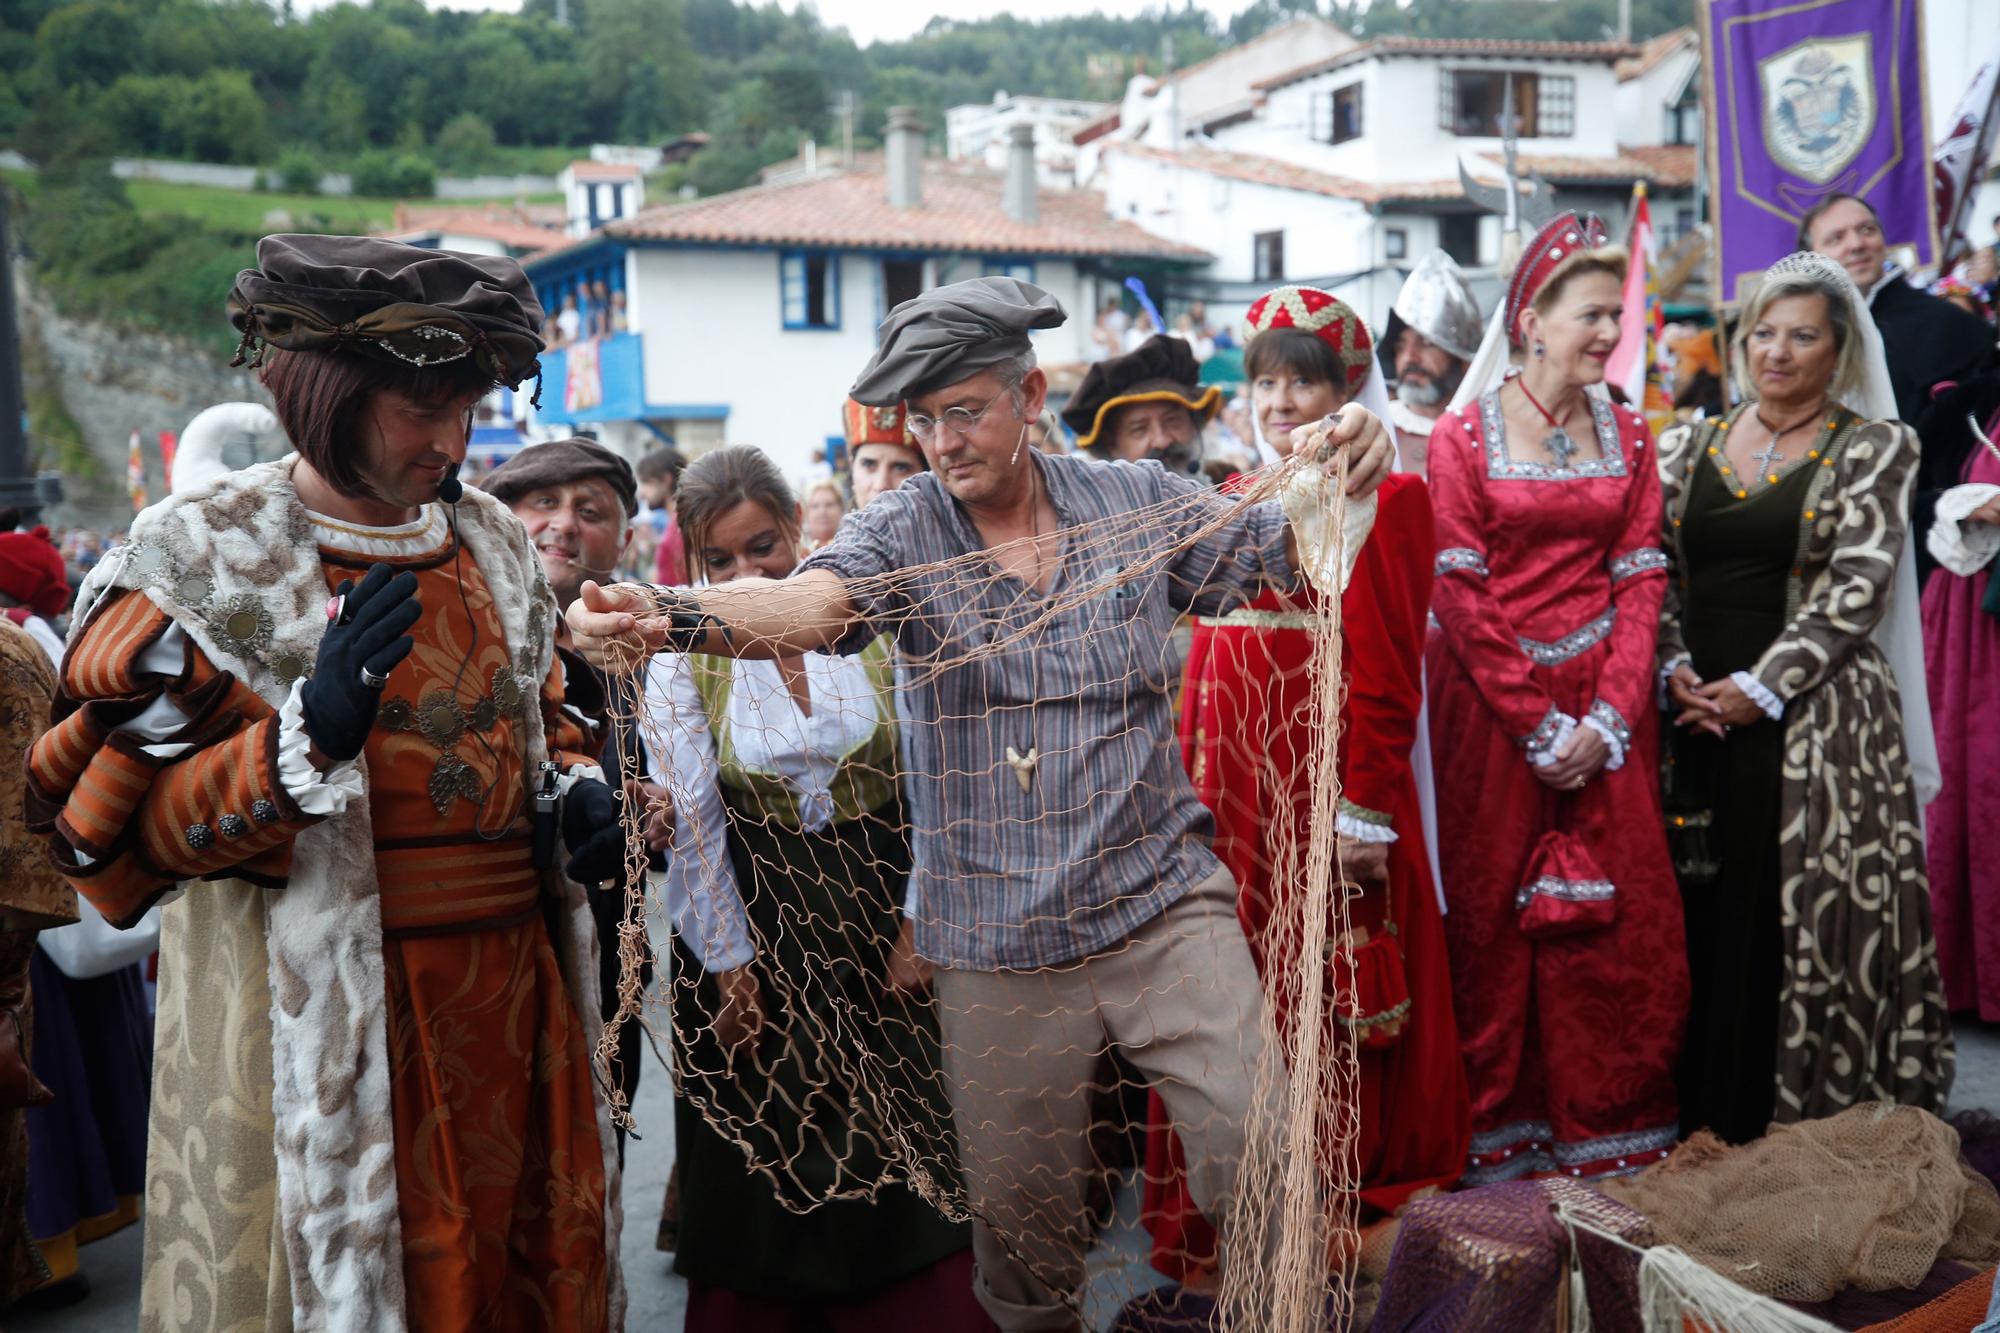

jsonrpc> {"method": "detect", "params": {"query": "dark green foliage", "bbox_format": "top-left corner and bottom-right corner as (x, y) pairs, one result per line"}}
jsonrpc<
(274, 148), (320, 195)
(3, 0), (1698, 193)
(349, 150), (436, 199)
(9, 168), (253, 347)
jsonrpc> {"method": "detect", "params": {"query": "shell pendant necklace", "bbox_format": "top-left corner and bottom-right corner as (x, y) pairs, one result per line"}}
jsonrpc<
(1006, 459), (1043, 795)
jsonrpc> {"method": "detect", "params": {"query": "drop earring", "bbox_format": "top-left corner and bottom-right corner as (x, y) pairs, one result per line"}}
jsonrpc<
(1534, 341), (1547, 359)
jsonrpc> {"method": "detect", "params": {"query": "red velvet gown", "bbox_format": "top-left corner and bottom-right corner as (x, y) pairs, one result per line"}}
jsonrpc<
(1425, 388), (1686, 1184)
(1142, 474), (1470, 1279)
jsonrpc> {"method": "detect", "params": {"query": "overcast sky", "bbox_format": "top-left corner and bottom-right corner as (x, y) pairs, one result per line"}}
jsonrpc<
(395, 0), (1251, 47)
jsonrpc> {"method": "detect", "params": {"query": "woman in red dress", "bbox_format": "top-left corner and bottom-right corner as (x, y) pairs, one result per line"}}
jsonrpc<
(1428, 212), (1686, 1184)
(1143, 287), (1469, 1283)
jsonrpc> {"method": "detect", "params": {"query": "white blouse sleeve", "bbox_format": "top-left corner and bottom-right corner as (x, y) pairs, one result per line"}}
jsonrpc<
(641, 654), (755, 973)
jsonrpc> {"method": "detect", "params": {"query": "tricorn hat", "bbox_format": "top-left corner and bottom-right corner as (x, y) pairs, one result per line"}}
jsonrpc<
(228, 234), (546, 390)
(1062, 335), (1220, 450)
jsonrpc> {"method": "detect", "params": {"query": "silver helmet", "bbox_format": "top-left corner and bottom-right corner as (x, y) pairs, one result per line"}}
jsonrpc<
(1384, 251), (1483, 364)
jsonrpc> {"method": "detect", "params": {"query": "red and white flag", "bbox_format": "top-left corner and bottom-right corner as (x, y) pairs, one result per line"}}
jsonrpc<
(1934, 40), (2000, 273)
(1606, 182), (1667, 430)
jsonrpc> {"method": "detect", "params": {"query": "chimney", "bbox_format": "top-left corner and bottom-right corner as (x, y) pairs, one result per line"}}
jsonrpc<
(1003, 122), (1038, 225)
(885, 106), (925, 209)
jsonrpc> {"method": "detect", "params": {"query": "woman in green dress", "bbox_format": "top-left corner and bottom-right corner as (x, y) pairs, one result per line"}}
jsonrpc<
(1658, 251), (1949, 1143)
(642, 446), (989, 1330)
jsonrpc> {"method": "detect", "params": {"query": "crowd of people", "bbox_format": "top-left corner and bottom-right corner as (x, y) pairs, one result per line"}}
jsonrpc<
(0, 194), (1996, 1331)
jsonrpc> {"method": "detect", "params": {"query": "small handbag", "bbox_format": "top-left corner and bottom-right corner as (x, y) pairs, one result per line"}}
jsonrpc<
(1514, 828), (1617, 939)
(1327, 878), (1412, 1049)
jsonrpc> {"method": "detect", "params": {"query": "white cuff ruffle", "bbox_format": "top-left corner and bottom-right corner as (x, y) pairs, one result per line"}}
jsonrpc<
(276, 679), (365, 816)
(1527, 712), (1578, 768)
(1731, 670), (1784, 721)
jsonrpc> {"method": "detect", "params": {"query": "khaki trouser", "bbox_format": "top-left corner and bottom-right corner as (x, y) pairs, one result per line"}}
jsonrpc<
(934, 868), (1280, 1331)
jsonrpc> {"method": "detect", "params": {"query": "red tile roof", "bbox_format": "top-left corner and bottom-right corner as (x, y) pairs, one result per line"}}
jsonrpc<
(1257, 36), (1640, 91)
(1616, 28), (1696, 82)
(1491, 150), (1672, 185)
(567, 161), (645, 181)
(1618, 144), (1698, 188)
(591, 161), (1209, 260)
(1110, 142), (1490, 206)
(385, 205), (566, 254)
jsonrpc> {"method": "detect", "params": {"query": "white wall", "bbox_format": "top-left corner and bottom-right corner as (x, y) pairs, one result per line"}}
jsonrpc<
(1213, 55), (1624, 184)
(629, 248), (1099, 479)
(1100, 148), (1376, 284)
(1615, 45), (1697, 148)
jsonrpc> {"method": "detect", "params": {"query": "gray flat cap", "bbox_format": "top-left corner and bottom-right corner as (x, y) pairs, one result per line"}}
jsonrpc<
(849, 277), (1067, 406)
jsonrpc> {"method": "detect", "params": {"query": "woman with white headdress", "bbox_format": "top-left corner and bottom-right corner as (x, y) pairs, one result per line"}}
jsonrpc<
(1143, 287), (1468, 1281)
(1658, 250), (1950, 1140)
(1428, 213), (1687, 1185)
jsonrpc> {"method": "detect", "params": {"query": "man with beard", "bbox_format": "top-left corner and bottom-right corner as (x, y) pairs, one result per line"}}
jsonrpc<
(1062, 333), (1220, 476)
(1380, 251), (1483, 476)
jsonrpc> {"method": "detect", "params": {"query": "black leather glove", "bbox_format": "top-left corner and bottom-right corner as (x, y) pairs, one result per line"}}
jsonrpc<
(562, 776), (625, 885)
(301, 563), (421, 762)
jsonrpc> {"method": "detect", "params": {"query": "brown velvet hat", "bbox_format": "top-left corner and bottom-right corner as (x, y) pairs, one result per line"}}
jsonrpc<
(228, 234), (546, 390)
(481, 437), (638, 520)
(1062, 335), (1220, 449)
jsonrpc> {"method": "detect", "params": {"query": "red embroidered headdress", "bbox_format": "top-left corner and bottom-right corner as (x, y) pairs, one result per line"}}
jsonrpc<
(1243, 286), (1375, 393)
(841, 398), (916, 450)
(1504, 212), (1616, 348)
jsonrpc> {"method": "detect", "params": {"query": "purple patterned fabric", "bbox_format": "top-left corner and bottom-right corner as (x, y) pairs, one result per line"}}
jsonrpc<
(1703, 0), (1936, 302)
(1371, 1178), (1654, 1333)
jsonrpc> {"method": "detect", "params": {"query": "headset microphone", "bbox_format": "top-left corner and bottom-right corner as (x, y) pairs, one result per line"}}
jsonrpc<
(437, 461), (463, 504)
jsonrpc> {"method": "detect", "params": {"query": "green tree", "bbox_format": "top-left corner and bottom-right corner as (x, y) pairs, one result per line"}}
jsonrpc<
(434, 111), (499, 172)
(162, 69), (268, 163)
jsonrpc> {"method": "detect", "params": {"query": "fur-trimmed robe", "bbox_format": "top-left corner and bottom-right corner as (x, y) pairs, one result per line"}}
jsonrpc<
(48, 458), (624, 1332)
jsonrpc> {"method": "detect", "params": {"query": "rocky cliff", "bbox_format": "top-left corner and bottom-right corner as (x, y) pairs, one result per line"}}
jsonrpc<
(16, 258), (271, 528)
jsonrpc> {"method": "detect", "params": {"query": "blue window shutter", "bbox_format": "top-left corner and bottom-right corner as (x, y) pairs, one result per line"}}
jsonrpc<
(825, 253), (841, 329)
(781, 252), (806, 328)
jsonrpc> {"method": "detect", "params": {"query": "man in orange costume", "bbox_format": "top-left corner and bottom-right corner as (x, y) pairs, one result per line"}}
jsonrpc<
(24, 236), (627, 1331)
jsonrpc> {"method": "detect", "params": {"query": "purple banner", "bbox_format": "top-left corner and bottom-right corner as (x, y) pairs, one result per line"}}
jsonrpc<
(1703, 0), (1936, 303)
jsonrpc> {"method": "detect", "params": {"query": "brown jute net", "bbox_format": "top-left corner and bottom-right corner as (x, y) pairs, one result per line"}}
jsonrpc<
(590, 453), (1370, 1331)
(1598, 1103), (2000, 1303)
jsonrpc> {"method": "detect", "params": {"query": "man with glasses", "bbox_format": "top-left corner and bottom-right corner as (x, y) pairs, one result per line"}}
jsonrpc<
(566, 276), (1392, 1330)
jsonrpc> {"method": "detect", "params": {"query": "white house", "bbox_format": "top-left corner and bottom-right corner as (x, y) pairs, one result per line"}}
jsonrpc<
(557, 161), (646, 239)
(1088, 37), (1673, 329)
(1073, 16), (1358, 179)
(945, 93), (1109, 189)
(381, 203), (566, 259)
(522, 112), (1207, 478)
(1613, 28), (1701, 251)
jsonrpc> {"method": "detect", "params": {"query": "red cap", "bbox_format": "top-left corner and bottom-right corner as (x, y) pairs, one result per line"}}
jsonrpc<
(0, 527), (71, 619)
(1505, 211), (1611, 347)
(1243, 286), (1375, 394)
(842, 398), (915, 449)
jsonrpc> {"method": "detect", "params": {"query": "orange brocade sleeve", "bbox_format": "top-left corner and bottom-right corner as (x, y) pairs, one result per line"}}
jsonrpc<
(24, 589), (324, 929)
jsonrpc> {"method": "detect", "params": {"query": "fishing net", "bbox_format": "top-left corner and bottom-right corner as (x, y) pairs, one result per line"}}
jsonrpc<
(1596, 1104), (2000, 1303)
(590, 451), (1375, 1331)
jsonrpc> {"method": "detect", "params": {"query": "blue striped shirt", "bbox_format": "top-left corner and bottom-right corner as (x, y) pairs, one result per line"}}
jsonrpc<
(798, 452), (1294, 970)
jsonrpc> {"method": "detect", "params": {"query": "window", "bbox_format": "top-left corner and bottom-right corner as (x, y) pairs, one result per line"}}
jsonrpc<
(882, 258), (925, 312)
(1440, 214), (1481, 266)
(1311, 83), (1365, 144)
(781, 250), (840, 330)
(1385, 227), (1408, 260)
(1441, 69), (1548, 138)
(1253, 230), (1285, 283)
(982, 258), (1037, 284)
(1667, 96), (1700, 146)
(1538, 75), (1575, 137)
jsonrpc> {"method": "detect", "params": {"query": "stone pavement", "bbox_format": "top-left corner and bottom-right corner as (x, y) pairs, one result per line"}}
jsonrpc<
(11, 1016), (1999, 1332)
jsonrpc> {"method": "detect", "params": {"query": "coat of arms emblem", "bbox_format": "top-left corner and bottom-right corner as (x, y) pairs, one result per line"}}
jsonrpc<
(1759, 35), (1875, 183)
